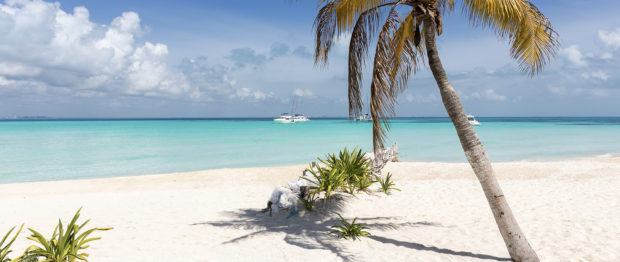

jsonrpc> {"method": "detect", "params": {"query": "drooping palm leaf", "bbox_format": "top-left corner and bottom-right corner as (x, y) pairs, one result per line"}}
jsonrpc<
(316, 0), (398, 66)
(370, 7), (400, 152)
(390, 10), (426, 97)
(347, 6), (382, 118)
(463, 0), (558, 75)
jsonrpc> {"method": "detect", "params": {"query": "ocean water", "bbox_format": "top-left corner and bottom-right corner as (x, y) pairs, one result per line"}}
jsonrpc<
(1, 117), (619, 183)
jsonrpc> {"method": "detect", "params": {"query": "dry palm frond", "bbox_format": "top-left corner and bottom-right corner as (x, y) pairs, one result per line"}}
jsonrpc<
(333, 0), (391, 33)
(370, 7), (400, 152)
(463, 0), (559, 75)
(438, 0), (455, 13)
(390, 10), (425, 98)
(347, 5), (383, 118)
(315, 0), (398, 66)
(314, 2), (337, 65)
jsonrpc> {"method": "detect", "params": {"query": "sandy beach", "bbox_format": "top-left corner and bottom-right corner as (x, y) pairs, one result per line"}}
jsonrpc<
(1, 158), (619, 261)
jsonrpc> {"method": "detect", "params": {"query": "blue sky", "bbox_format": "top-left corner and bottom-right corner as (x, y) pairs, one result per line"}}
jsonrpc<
(0, 0), (619, 117)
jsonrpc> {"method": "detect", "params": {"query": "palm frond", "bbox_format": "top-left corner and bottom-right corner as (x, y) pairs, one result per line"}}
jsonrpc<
(333, 0), (391, 33)
(315, 0), (398, 66)
(347, 6), (382, 119)
(390, 10), (425, 97)
(463, 0), (559, 75)
(314, 2), (337, 65)
(370, 7), (400, 152)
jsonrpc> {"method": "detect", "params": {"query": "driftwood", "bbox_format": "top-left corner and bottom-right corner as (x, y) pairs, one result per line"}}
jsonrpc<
(364, 143), (398, 175)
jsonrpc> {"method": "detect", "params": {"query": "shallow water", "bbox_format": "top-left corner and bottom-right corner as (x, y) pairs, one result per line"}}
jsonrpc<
(1, 117), (619, 183)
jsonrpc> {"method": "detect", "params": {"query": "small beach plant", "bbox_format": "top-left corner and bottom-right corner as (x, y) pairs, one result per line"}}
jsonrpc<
(22, 208), (112, 262)
(303, 164), (346, 200)
(378, 172), (401, 195)
(1, 224), (23, 262)
(322, 147), (372, 186)
(329, 214), (370, 240)
(353, 172), (377, 192)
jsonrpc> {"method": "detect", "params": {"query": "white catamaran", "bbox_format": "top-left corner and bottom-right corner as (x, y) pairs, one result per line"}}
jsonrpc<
(274, 97), (310, 124)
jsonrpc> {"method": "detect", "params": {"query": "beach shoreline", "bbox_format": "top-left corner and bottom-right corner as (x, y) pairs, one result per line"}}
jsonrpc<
(1, 158), (619, 261)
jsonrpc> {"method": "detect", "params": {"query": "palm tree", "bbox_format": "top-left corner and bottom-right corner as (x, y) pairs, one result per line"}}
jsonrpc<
(313, 1), (558, 261)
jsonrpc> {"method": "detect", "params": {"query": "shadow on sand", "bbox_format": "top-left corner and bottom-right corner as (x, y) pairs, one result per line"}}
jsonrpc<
(191, 194), (510, 261)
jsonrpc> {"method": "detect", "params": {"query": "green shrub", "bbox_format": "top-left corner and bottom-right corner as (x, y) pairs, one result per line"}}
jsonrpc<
(378, 172), (401, 195)
(303, 164), (346, 200)
(1, 224), (23, 262)
(328, 214), (370, 240)
(322, 147), (372, 189)
(22, 208), (111, 262)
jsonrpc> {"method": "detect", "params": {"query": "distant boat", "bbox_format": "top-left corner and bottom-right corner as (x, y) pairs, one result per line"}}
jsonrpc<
(274, 113), (294, 123)
(292, 114), (309, 122)
(467, 115), (480, 126)
(274, 96), (310, 124)
(356, 114), (372, 122)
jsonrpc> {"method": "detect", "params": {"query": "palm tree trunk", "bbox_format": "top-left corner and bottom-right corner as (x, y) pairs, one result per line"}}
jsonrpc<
(422, 15), (539, 262)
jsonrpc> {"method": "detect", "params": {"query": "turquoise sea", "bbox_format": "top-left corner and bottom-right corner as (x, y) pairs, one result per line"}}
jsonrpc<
(1, 117), (619, 183)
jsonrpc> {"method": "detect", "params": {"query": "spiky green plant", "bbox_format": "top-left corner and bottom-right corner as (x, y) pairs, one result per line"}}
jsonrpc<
(302, 164), (346, 200)
(321, 147), (373, 191)
(328, 214), (370, 241)
(23, 208), (112, 262)
(1, 224), (23, 262)
(378, 172), (401, 195)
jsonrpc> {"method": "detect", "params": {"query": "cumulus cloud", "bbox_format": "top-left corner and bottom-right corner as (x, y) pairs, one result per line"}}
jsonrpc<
(269, 42), (289, 58)
(230, 87), (271, 101)
(560, 45), (587, 67)
(227, 48), (267, 68)
(292, 46), (312, 58)
(0, 0), (192, 98)
(582, 71), (610, 81)
(470, 89), (507, 101)
(293, 88), (313, 97)
(405, 93), (437, 103)
(0, 0), (281, 103)
(598, 28), (620, 49)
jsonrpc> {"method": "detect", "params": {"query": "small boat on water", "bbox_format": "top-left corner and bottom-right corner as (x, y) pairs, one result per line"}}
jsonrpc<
(293, 114), (309, 122)
(273, 113), (310, 123)
(467, 114), (480, 126)
(356, 114), (372, 121)
(274, 113), (294, 123)
(274, 96), (310, 124)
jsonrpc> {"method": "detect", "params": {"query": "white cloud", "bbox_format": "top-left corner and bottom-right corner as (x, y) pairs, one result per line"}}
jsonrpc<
(0, 0), (244, 101)
(405, 93), (437, 103)
(601, 52), (613, 59)
(0, 61), (41, 76)
(560, 45), (587, 67)
(582, 71), (609, 81)
(591, 71), (609, 81)
(598, 28), (620, 49)
(470, 89), (506, 101)
(230, 87), (271, 101)
(548, 86), (566, 95)
(293, 88), (313, 97)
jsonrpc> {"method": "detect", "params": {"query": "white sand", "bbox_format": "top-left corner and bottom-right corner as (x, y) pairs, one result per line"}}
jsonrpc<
(1, 158), (619, 261)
